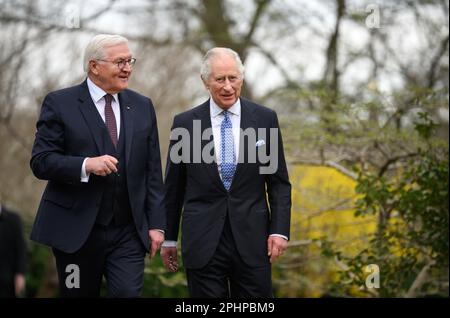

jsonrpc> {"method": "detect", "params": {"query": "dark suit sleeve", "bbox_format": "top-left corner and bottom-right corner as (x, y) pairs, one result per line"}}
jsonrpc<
(266, 112), (292, 239)
(30, 93), (85, 184)
(145, 99), (166, 231)
(163, 115), (186, 241)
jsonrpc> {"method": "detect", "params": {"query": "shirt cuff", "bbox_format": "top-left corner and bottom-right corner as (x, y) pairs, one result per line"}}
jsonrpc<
(81, 158), (90, 183)
(270, 234), (288, 241)
(162, 240), (177, 248)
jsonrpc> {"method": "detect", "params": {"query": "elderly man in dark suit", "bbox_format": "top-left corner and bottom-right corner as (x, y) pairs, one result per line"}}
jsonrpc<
(30, 34), (166, 297)
(161, 48), (291, 297)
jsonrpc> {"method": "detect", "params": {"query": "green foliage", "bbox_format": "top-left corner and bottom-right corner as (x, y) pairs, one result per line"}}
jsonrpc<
(141, 251), (189, 298)
(414, 112), (439, 140)
(25, 242), (51, 298)
(321, 114), (449, 297)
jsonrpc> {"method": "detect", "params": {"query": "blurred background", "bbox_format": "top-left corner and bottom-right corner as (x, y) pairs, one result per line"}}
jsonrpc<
(0, 0), (448, 298)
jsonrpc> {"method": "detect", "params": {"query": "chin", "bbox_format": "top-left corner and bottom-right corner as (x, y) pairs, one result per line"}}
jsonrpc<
(220, 97), (235, 105)
(117, 83), (129, 91)
(223, 102), (236, 108)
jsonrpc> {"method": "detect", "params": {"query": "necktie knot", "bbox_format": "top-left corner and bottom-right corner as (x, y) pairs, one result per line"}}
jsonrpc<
(104, 94), (113, 105)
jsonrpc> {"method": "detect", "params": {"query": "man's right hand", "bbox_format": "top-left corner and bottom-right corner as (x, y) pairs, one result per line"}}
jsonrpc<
(161, 247), (178, 272)
(85, 155), (118, 176)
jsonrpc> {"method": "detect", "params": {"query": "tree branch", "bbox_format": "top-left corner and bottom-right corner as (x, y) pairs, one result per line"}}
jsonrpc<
(243, 0), (271, 50)
(291, 159), (357, 180)
(322, 0), (346, 99)
(252, 42), (299, 89)
(405, 260), (436, 298)
(427, 33), (449, 89)
(378, 152), (418, 178)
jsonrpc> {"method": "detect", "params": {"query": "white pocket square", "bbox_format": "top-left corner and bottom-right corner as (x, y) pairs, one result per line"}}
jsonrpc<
(255, 140), (266, 147)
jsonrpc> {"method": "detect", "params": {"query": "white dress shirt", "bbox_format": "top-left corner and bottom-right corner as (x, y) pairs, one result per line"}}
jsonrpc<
(210, 98), (241, 177)
(80, 78), (121, 182)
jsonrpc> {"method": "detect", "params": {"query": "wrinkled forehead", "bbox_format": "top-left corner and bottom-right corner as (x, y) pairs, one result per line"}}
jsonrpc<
(103, 43), (132, 59)
(209, 55), (240, 74)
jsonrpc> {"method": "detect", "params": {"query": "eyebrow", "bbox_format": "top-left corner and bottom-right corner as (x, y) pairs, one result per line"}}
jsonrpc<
(215, 74), (239, 78)
(110, 55), (133, 60)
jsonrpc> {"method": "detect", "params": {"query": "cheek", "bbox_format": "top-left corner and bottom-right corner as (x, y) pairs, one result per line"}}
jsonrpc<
(212, 88), (221, 96)
(102, 71), (116, 82)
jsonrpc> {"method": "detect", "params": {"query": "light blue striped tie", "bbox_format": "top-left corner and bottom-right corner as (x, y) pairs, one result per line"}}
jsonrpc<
(220, 111), (236, 191)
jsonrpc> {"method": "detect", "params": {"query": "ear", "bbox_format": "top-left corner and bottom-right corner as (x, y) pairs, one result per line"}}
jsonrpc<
(201, 76), (210, 90)
(90, 60), (100, 75)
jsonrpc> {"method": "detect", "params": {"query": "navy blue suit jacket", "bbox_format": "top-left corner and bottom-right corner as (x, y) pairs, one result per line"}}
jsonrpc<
(30, 80), (166, 253)
(164, 98), (291, 269)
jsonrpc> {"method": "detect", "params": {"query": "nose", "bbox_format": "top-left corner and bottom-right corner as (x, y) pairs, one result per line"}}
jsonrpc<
(122, 62), (132, 72)
(223, 79), (233, 91)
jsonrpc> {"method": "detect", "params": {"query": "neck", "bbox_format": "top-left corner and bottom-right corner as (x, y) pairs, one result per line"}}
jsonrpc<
(87, 75), (118, 95)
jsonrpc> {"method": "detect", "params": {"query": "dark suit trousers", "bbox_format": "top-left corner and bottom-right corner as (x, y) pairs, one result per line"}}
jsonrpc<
(186, 217), (273, 298)
(53, 222), (146, 297)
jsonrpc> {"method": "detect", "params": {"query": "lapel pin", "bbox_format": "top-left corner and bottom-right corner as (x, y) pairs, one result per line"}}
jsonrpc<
(256, 139), (266, 147)
(126, 106), (131, 110)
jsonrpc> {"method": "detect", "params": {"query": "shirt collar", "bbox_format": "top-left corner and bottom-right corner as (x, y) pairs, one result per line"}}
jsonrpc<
(87, 77), (118, 104)
(210, 98), (241, 118)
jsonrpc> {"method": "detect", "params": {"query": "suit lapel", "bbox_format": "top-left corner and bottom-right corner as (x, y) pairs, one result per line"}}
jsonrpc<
(77, 81), (106, 154)
(194, 100), (226, 193)
(118, 90), (134, 166)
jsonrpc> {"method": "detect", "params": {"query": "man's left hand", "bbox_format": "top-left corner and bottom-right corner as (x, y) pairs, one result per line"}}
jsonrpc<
(267, 236), (288, 264)
(148, 230), (164, 258)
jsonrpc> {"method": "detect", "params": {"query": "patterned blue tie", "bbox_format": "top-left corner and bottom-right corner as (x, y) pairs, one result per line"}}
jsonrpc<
(220, 111), (236, 191)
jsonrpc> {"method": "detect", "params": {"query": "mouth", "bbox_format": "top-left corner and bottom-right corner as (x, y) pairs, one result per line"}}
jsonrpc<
(118, 75), (129, 82)
(221, 94), (234, 99)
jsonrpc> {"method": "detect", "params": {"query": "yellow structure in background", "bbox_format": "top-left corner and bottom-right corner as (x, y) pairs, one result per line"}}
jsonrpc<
(275, 164), (377, 297)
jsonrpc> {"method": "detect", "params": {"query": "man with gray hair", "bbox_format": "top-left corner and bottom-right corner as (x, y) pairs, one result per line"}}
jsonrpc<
(30, 34), (166, 297)
(162, 47), (291, 297)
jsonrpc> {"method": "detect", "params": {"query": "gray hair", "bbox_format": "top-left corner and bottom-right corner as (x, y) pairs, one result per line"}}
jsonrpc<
(200, 47), (245, 81)
(83, 34), (129, 73)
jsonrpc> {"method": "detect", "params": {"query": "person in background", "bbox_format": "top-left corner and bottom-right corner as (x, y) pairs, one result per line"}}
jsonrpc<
(0, 202), (27, 298)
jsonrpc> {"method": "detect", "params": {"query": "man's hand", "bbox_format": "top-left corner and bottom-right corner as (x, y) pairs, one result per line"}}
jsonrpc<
(148, 229), (164, 258)
(161, 247), (178, 272)
(85, 155), (118, 176)
(267, 236), (288, 264)
(14, 273), (25, 297)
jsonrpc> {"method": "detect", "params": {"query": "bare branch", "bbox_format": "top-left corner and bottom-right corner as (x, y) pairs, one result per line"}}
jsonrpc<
(405, 260), (436, 298)
(427, 34), (449, 89)
(252, 42), (299, 89)
(243, 0), (271, 49)
(290, 158), (358, 180)
(378, 152), (419, 178)
(322, 0), (346, 98)
(0, 120), (32, 150)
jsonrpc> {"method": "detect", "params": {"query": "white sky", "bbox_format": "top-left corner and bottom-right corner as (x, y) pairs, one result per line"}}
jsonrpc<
(3, 0), (449, 110)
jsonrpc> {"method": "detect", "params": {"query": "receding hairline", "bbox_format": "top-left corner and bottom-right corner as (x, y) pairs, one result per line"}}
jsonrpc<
(209, 47), (235, 57)
(83, 34), (130, 73)
(201, 47), (244, 80)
